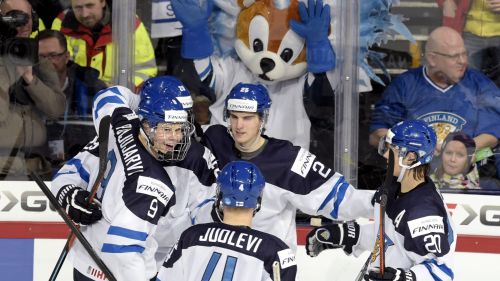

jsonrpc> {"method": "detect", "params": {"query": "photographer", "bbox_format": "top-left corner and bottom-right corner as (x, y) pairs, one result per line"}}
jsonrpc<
(0, 0), (65, 180)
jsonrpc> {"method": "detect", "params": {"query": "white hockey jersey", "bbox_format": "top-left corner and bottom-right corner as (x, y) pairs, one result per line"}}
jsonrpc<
(195, 125), (374, 251)
(52, 105), (176, 281)
(352, 179), (456, 281)
(206, 56), (311, 149)
(91, 85), (220, 271)
(156, 223), (297, 281)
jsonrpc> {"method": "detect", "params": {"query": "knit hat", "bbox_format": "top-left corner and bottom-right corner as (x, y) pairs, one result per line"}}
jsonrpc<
(441, 132), (476, 172)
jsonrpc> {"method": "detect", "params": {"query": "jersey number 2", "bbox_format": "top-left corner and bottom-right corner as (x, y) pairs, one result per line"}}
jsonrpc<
(202, 252), (237, 281)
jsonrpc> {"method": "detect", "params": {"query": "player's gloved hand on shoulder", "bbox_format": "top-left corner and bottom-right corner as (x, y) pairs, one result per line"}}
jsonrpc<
(57, 184), (102, 225)
(305, 221), (359, 257)
(364, 268), (416, 281)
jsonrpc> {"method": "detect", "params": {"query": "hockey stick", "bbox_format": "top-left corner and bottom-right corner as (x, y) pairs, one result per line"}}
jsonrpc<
(379, 149), (394, 275)
(49, 115), (111, 281)
(31, 173), (117, 281)
(355, 149), (394, 281)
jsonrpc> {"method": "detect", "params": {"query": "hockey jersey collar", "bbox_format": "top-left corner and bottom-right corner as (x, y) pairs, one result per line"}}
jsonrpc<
(422, 66), (454, 93)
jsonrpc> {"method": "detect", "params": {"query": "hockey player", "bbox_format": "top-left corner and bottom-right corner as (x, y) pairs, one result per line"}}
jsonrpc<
(89, 76), (219, 270)
(194, 82), (374, 251)
(306, 120), (456, 281)
(157, 160), (297, 281)
(51, 86), (194, 280)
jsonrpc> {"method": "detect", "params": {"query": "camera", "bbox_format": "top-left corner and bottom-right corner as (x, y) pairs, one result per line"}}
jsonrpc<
(0, 9), (38, 66)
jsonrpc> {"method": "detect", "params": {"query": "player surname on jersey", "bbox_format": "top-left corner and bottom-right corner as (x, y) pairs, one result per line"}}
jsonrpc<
(199, 227), (263, 253)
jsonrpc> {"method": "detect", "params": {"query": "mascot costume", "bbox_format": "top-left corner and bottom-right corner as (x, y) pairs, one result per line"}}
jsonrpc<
(171, 0), (335, 149)
(169, 0), (412, 153)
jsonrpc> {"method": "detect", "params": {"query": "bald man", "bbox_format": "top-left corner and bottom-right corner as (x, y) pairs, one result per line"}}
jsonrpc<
(368, 26), (499, 160)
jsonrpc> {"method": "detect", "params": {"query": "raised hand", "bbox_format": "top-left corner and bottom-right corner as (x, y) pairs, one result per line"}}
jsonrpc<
(289, 0), (335, 73)
(171, 0), (214, 58)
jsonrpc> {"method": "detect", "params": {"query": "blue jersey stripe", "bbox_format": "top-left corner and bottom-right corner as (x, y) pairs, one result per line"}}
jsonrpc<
(423, 260), (454, 281)
(94, 95), (125, 119)
(107, 226), (148, 241)
(330, 182), (349, 219)
(202, 252), (221, 281)
(101, 243), (145, 253)
(53, 158), (90, 183)
(317, 176), (345, 212)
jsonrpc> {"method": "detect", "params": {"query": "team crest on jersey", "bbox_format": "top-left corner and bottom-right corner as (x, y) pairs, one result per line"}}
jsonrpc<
(407, 215), (445, 238)
(136, 176), (173, 206)
(277, 248), (296, 269)
(291, 148), (316, 178)
(417, 112), (466, 145)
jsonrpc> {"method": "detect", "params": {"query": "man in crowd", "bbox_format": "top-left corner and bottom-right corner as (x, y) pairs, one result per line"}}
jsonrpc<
(0, 0), (65, 180)
(51, 0), (157, 89)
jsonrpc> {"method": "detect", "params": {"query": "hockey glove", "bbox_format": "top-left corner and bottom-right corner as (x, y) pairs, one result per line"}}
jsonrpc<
(364, 268), (416, 281)
(171, 0), (214, 59)
(57, 185), (102, 225)
(289, 0), (336, 73)
(306, 221), (360, 257)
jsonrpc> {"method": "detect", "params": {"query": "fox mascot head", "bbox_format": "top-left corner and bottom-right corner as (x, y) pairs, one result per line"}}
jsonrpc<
(234, 0), (307, 83)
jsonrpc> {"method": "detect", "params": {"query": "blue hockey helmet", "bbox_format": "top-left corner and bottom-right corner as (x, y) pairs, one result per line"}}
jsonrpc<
(137, 95), (194, 161)
(217, 160), (265, 209)
(140, 76), (194, 121)
(223, 83), (272, 122)
(379, 119), (437, 167)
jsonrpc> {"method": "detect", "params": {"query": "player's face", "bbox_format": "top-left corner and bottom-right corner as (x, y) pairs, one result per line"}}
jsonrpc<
(39, 38), (69, 75)
(228, 111), (262, 147)
(441, 140), (468, 176)
(152, 122), (184, 154)
(72, 0), (105, 29)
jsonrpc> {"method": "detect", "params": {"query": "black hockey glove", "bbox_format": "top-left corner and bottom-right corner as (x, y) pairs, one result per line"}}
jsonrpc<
(305, 221), (360, 257)
(364, 268), (416, 281)
(57, 184), (102, 225)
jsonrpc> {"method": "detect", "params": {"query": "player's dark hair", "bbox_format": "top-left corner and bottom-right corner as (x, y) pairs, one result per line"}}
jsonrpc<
(412, 164), (429, 181)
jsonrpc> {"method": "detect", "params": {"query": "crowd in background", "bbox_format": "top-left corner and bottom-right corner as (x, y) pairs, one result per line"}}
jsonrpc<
(0, 0), (498, 191)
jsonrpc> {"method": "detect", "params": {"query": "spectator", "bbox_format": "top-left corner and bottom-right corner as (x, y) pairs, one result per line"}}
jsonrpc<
(38, 29), (107, 164)
(430, 131), (480, 189)
(437, 0), (500, 71)
(369, 26), (499, 171)
(51, 0), (157, 89)
(0, 0), (65, 180)
(157, 160), (297, 281)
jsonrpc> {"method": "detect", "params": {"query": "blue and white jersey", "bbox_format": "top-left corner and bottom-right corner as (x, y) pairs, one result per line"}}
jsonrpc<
(156, 223), (297, 281)
(370, 66), (500, 145)
(154, 141), (219, 268)
(90, 85), (220, 271)
(353, 179), (456, 281)
(196, 125), (374, 250)
(51, 106), (176, 281)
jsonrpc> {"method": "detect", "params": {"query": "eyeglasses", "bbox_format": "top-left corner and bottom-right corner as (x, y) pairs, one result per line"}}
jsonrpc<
(432, 51), (468, 62)
(39, 51), (67, 60)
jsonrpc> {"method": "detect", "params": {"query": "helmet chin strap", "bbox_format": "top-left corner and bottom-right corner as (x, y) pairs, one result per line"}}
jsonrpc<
(396, 156), (422, 182)
(139, 126), (160, 160)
